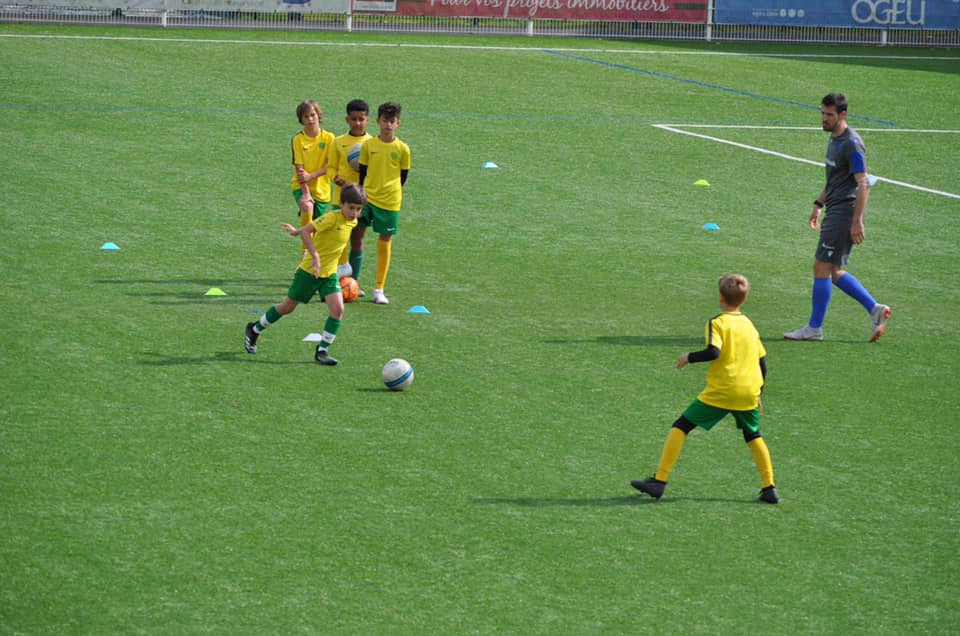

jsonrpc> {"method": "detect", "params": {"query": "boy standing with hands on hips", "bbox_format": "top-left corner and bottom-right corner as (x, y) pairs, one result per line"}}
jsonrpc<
(350, 102), (411, 305)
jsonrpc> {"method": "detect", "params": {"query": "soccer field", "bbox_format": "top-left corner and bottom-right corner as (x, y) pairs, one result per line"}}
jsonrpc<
(1, 24), (959, 633)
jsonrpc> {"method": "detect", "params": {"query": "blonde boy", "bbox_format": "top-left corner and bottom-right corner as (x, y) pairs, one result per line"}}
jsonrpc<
(290, 100), (335, 228)
(631, 274), (779, 504)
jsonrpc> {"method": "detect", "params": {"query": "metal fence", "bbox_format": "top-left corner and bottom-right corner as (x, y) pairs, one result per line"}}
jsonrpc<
(2, 2), (958, 46)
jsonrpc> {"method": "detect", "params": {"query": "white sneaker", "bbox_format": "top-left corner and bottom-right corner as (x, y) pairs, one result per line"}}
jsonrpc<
(784, 325), (824, 341)
(870, 304), (891, 342)
(373, 290), (389, 305)
(336, 263), (353, 278)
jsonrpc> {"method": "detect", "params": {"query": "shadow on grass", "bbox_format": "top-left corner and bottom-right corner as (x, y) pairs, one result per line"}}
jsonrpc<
(95, 277), (280, 305)
(471, 495), (757, 506)
(545, 336), (696, 347)
(554, 335), (878, 348)
(138, 351), (313, 366)
(95, 278), (278, 286)
(765, 337), (883, 347)
(144, 298), (274, 306)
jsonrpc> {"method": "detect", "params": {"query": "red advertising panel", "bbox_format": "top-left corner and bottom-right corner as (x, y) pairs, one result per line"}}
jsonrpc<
(360, 0), (707, 22)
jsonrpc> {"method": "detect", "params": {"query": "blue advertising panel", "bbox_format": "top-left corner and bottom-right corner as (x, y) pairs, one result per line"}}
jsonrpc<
(714, 0), (960, 29)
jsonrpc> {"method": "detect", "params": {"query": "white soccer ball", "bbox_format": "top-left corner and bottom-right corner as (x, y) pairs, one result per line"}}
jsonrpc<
(347, 144), (362, 171)
(382, 358), (414, 391)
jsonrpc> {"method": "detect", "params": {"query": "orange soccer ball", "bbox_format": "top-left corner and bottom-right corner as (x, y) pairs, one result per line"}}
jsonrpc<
(340, 276), (360, 303)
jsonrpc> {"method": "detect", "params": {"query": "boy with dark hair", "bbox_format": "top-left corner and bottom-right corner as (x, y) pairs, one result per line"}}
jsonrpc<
(632, 274), (779, 504)
(328, 99), (373, 279)
(351, 101), (412, 305)
(245, 184), (367, 366)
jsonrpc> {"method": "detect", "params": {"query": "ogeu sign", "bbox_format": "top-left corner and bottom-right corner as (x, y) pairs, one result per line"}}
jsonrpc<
(850, 0), (923, 25)
(713, 0), (959, 29)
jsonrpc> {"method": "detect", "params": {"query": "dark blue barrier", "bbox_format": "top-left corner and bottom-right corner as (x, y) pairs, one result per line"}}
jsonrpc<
(714, 0), (960, 29)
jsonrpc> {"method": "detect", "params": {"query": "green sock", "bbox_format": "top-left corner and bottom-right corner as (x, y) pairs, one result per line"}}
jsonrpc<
(320, 317), (342, 349)
(265, 306), (281, 324)
(349, 250), (364, 281)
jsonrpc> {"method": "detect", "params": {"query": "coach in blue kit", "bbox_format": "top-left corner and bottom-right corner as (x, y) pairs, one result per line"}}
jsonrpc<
(784, 92), (892, 343)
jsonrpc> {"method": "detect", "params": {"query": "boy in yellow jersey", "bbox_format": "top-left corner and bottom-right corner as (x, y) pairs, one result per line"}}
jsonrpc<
(351, 102), (411, 305)
(290, 100), (335, 230)
(327, 99), (373, 279)
(631, 274), (779, 504)
(244, 185), (366, 366)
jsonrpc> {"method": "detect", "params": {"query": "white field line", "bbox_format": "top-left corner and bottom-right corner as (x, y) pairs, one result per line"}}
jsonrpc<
(666, 124), (960, 134)
(653, 124), (960, 200)
(1, 33), (959, 60)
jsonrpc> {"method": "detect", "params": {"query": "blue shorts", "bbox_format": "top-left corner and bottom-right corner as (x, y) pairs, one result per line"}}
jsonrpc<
(815, 211), (853, 266)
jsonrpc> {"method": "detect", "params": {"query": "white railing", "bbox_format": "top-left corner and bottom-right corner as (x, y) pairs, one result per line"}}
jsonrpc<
(1, 2), (957, 46)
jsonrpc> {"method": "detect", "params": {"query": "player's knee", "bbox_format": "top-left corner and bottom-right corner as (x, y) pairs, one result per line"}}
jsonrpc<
(672, 416), (696, 435)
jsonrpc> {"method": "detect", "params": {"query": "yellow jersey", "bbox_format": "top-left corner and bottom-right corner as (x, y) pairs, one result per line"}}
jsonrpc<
(290, 128), (335, 203)
(329, 131), (372, 204)
(297, 209), (358, 279)
(359, 136), (411, 211)
(697, 312), (767, 411)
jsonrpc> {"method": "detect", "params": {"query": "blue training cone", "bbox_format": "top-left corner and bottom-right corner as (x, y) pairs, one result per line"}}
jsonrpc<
(702, 222), (720, 231)
(483, 161), (499, 169)
(408, 305), (431, 314)
(100, 242), (120, 250)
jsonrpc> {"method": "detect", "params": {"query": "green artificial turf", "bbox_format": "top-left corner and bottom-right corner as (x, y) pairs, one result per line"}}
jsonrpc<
(1, 24), (958, 634)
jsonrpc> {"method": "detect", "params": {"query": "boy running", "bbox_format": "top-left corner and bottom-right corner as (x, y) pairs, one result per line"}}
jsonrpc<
(244, 184), (367, 366)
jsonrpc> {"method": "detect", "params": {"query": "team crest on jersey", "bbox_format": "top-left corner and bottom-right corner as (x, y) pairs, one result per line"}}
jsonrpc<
(391, 152), (399, 160)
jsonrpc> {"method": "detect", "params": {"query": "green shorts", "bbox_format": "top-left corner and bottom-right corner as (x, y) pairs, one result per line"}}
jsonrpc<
(682, 399), (760, 434)
(358, 202), (399, 235)
(286, 269), (341, 304)
(293, 189), (328, 217)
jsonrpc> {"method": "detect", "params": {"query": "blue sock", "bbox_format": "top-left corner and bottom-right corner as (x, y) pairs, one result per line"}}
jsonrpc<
(835, 273), (876, 313)
(809, 277), (832, 329)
